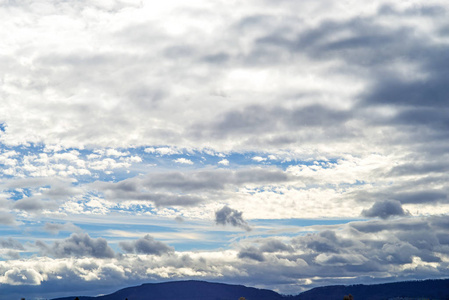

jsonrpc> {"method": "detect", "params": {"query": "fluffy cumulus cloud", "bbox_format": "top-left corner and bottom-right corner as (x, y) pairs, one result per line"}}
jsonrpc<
(1, 0), (449, 298)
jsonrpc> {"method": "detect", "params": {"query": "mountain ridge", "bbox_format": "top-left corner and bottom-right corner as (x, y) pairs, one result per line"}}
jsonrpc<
(52, 278), (449, 300)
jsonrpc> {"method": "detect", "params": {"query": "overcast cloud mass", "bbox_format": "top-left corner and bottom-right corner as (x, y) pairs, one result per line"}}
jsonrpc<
(1, 0), (449, 299)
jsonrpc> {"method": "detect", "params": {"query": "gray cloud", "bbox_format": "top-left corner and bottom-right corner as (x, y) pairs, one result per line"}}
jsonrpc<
(37, 233), (115, 258)
(388, 162), (449, 177)
(119, 235), (174, 256)
(191, 105), (353, 145)
(93, 167), (292, 207)
(259, 239), (294, 253)
(393, 191), (448, 204)
(43, 222), (82, 235)
(139, 168), (291, 192)
(297, 230), (357, 254)
(293, 216), (449, 269)
(350, 218), (431, 233)
(0, 213), (17, 225)
(215, 206), (252, 231)
(247, 3), (449, 154)
(0, 238), (24, 250)
(362, 200), (408, 219)
(13, 198), (58, 212)
(238, 247), (265, 262)
(94, 181), (204, 207)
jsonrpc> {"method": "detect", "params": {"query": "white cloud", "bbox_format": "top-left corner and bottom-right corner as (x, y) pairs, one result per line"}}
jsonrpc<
(252, 156), (266, 162)
(173, 158), (194, 165)
(0, 268), (44, 286)
(145, 147), (182, 156)
(218, 159), (229, 166)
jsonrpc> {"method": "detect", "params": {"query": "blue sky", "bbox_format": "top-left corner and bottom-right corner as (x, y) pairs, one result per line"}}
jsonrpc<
(1, 0), (449, 299)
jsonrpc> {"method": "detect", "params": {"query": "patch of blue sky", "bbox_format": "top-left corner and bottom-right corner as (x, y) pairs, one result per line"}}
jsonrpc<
(1, 144), (339, 177)
(63, 219), (232, 251)
(252, 218), (361, 227)
(0, 225), (29, 240)
(5, 188), (33, 200)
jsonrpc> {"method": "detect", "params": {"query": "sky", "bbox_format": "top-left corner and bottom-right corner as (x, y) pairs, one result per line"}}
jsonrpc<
(1, 0), (449, 299)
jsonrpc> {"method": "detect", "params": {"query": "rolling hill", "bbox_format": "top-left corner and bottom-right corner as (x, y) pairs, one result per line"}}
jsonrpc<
(52, 278), (449, 300)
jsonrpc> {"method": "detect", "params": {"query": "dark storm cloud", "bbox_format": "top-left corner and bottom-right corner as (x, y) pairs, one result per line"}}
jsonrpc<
(215, 206), (252, 231)
(362, 200), (408, 219)
(119, 235), (174, 255)
(36, 233), (115, 258)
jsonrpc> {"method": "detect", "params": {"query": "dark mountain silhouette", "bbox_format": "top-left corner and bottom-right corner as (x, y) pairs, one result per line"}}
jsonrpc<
(52, 278), (449, 300)
(296, 279), (449, 300)
(52, 280), (286, 300)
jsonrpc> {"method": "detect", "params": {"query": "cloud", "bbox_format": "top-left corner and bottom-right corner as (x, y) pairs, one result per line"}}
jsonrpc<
(252, 156), (267, 162)
(1, 0), (449, 297)
(393, 190), (448, 204)
(238, 247), (265, 262)
(362, 200), (408, 219)
(0, 238), (24, 250)
(218, 159), (229, 166)
(13, 198), (58, 212)
(258, 238), (294, 253)
(43, 222), (82, 235)
(0, 215), (447, 297)
(173, 158), (194, 165)
(215, 206), (252, 231)
(0, 268), (44, 286)
(91, 167), (292, 208)
(191, 105), (353, 148)
(0, 213), (17, 225)
(119, 235), (174, 255)
(36, 233), (115, 258)
(145, 147), (182, 156)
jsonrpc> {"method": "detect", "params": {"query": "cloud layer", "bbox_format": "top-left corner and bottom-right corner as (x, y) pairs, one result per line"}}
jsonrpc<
(1, 0), (449, 299)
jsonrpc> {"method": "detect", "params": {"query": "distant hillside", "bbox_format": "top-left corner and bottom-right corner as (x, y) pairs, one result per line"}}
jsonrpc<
(52, 280), (286, 300)
(52, 278), (449, 300)
(296, 279), (449, 300)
